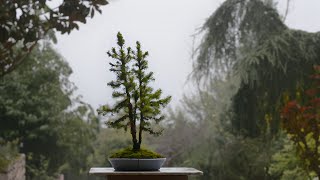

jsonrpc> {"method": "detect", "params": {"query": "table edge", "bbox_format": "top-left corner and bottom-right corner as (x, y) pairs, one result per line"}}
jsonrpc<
(89, 167), (203, 176)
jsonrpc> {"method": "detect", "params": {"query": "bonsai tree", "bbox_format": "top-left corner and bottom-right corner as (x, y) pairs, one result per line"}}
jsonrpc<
(98, 32), (171, 151)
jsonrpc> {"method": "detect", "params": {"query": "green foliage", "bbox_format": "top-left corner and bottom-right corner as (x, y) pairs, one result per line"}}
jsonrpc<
(98, 32), (171, 150)
(0, 0), (108, 76)
(57, 109), (98, 179)
(193, 0), (286, 80)
(269, 136), (311, 180)
(0, 43), (98, 179)
(231, 29), (320, 136)
(193, 0), (320, 137)
(151, 91), (283, 180)
(88, 128), (132, 168)
(110, 148), (164, 159)
(280, 66), (320, 177)
(26, 154), (58, 180)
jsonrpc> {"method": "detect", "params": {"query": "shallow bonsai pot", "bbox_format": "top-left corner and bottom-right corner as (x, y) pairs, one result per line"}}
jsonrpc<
(109, 158), (166, 171)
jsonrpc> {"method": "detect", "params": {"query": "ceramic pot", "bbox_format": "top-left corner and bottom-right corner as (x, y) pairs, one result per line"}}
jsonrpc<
(109, 158), (166, 171)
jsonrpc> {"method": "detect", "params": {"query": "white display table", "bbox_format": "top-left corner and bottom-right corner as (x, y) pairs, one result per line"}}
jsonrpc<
(89, 167), (203, 180)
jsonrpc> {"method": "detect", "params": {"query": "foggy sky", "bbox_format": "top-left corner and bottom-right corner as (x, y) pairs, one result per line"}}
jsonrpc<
(54, 0), (320, 110)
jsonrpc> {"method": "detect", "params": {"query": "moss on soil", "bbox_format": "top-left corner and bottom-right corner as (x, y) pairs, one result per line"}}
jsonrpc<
(0, 158), (10, 172)
(0, 141), (19, 173)
(109, 148), (164, 159)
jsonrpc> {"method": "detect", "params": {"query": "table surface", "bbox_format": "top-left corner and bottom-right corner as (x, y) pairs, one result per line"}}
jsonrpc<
(89, 167), (203, 176)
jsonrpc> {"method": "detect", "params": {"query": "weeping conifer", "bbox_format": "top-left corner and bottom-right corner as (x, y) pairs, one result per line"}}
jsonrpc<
(193, 0), (320, 136)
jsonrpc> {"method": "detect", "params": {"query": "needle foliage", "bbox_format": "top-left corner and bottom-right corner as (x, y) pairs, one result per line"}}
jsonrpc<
(98, 32), (171, 151)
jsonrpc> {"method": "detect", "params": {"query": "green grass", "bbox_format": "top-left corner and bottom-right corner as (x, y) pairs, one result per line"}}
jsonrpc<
(109, 148), (164, 159)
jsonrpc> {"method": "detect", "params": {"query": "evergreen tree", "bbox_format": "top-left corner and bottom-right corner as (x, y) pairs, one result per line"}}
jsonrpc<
(0, 43), (98, 179)
(193, 0), (320, 136)
(98, 32), (171, 151)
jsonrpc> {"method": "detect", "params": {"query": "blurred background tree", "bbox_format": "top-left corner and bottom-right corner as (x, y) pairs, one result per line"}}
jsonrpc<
(0, 43), (99, 179)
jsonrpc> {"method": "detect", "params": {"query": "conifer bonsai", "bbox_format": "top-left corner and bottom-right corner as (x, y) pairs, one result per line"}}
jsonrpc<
(98, 32), (171, 158)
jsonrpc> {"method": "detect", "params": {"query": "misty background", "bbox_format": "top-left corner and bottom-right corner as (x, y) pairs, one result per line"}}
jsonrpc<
(2, 0), (320, 179)
(54, 0), (320, 110)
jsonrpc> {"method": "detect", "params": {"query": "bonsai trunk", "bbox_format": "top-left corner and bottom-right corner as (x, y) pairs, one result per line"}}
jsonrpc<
(131, 121), (140, 151)
(138, 117), (143, 150)
(133, 141), (140, 151)
(131, 119), (141, 151)
(131, 118), (143, 151)
(131, 119), (143, 151)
